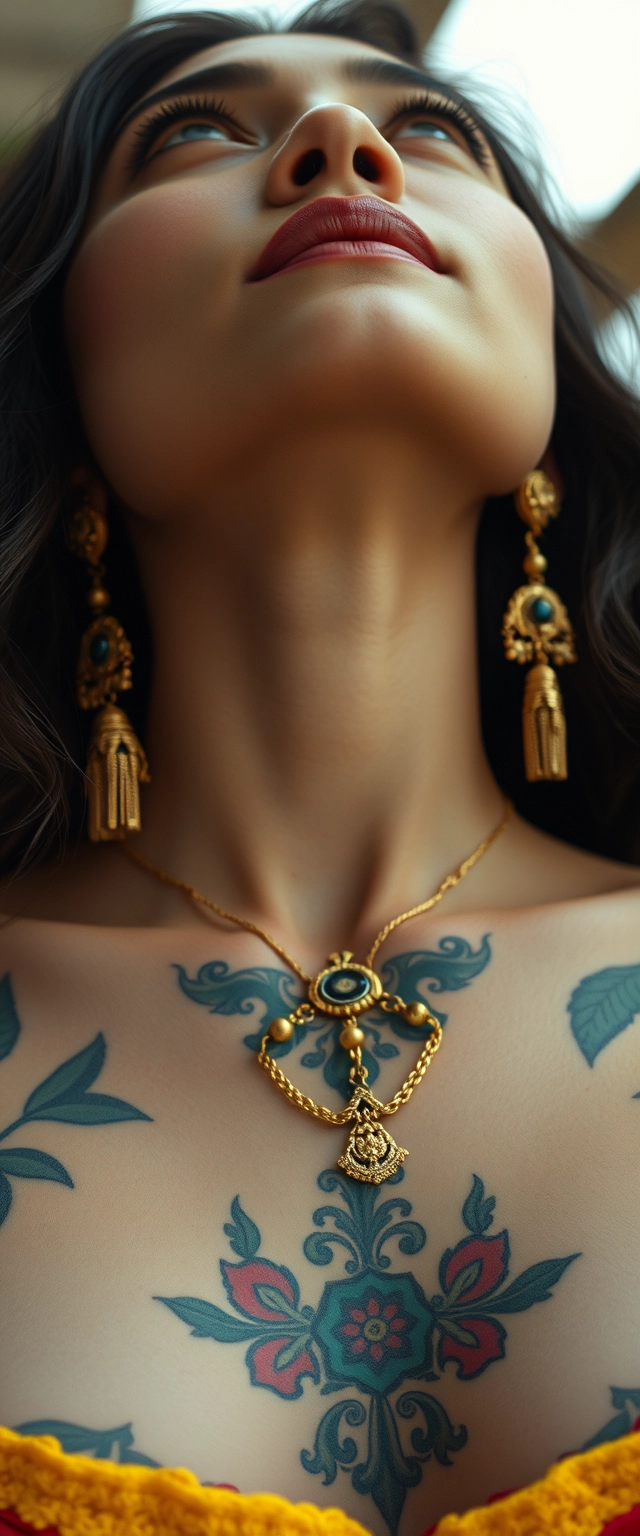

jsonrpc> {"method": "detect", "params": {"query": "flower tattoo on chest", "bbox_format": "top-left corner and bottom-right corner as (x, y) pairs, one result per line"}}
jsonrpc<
(156, 1169), (579, 1535)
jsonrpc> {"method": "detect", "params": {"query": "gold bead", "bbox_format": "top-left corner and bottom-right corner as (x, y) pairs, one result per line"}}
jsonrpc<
(89, 585), (110, 611)
(523, 551), (547, 578)
(340, 1022), (365, 1050)
(269, 1016), (294, 1042)
(404, 1001), (430, 1026)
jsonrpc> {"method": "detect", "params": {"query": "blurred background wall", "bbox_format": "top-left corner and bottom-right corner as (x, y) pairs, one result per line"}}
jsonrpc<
(0, 0), (638, 385)
(0, 0), (130, 148)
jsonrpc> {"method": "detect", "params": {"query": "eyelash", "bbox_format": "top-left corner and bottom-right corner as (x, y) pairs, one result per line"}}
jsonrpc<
(128, 94), (247, 175)
(387, 92), (491, 168)
(128, 87), (490, 176)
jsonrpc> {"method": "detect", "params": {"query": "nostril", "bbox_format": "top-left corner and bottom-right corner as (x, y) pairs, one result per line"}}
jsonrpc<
(292, 148), (326, 186)
(353, 147), (381, 183)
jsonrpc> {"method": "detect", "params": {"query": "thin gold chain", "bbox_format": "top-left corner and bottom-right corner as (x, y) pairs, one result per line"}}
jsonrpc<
(124, 800), (510, 983)
(365, 803), (510, 967)
(257, 1016), (443, 1124)
(123, 801), (510, 1155)
(123, 852), (311, 982)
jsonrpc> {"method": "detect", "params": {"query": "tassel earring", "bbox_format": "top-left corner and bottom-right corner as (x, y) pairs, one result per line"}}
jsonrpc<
(502, 469), (577, 781)
(70, 504), (150, 840)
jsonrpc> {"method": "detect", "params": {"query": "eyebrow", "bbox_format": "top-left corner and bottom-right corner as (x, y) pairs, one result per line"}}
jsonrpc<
(117, 61), (274, 136)
(345, 58), (450, 92)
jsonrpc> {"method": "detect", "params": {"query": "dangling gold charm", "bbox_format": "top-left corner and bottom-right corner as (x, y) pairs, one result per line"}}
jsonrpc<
(522, 662), (568, 781)
(338, 1087), (408, 1184)
(86, 704), (150, 842)
(502, 470), (576, 781)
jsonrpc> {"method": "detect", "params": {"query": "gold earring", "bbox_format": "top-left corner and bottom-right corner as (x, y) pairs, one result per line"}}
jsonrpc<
(69, 505), (150, 840)
(502, 469), (577, 781)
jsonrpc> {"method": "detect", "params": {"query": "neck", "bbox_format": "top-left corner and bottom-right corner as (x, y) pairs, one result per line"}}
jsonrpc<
(132, 428), (503, 963)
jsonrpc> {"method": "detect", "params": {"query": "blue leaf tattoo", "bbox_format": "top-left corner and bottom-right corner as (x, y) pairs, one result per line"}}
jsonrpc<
(0, 1148), (73, 1185)
(20, 1034), (151, 1125)
(156, 1294), (266, 1342)
(582, 1387), (640, 1450)
(461, 1175), (495, 1237)
(0, 1172), (11, 1226)
(224, 1196), (261, 1260)
(0, 983), (151, 1230)
(14, 1419), (160, 1466)
(568, 964), (640, 1067)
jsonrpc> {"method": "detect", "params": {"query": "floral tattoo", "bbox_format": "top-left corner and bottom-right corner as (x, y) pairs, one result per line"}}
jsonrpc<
(175, 936), (492, 1101)
(156, 1168), (579, 1535)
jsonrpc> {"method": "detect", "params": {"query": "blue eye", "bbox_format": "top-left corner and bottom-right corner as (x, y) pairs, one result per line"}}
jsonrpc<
(164, 121), (229, 148)
(398, 121), (455, 142)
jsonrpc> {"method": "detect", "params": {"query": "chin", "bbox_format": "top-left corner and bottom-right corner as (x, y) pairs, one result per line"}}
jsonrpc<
(225, 282), (554, 478)
(77, 280), (554, 511)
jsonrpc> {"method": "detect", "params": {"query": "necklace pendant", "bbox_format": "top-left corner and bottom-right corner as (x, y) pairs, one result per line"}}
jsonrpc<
(337, 1086), (408, 1184)
(309, 950), (382, 1017)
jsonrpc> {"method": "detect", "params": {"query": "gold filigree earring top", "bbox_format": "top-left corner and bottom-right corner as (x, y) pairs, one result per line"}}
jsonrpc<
(70, 503), (149, 841)
(502, 469), (577, 781)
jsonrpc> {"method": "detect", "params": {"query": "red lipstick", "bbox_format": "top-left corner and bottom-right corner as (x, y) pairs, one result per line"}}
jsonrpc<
(249, 196), (440, 281)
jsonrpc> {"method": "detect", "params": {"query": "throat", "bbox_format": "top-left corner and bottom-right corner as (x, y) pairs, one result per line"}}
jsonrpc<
(131, 433), (501, 957)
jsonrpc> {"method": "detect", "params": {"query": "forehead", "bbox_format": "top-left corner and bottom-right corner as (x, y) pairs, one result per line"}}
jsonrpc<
(134, 31), (436, 102)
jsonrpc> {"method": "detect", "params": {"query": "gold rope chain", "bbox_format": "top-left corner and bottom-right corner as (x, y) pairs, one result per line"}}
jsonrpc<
(124, 800), (510, 1183)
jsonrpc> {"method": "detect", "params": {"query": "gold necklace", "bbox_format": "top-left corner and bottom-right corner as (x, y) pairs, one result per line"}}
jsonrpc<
(124, 802), (510, 1185)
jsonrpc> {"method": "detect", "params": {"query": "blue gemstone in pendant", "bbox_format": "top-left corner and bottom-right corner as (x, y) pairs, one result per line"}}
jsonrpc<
(318, 968), (371, 1006)
(529, 596), (553, 624)
(89, 632), (110, 665)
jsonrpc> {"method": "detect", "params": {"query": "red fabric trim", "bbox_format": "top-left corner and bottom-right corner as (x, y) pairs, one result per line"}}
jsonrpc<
(0, 1513), (58, 1535)
(485, 1487), (519, 1504)
(600, 1507), (640, 1535)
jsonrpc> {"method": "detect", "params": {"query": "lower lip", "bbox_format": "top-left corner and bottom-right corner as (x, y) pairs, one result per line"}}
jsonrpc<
(269, 240), (428, 275)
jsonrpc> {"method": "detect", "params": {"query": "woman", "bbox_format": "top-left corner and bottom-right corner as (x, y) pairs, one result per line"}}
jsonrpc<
(0, 3), (639, 1532)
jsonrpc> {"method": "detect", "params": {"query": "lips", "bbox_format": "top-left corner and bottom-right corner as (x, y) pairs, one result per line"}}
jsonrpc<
(248, 196), (440, 282)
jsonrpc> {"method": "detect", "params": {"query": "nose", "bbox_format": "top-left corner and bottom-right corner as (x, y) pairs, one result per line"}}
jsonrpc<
(264, 103), (405, 207)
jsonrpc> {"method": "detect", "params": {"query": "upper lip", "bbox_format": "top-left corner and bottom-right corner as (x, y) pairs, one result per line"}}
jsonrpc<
(248, 195), (441, 281)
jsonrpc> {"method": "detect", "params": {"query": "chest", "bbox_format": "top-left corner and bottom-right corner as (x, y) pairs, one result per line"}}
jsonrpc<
(0, 914), (638, 1534)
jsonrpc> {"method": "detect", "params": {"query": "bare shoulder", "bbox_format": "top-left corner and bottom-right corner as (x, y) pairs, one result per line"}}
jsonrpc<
(485, 810), (640, 908)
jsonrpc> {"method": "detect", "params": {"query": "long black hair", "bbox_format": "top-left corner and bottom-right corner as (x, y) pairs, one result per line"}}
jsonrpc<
(1, 0), (639, 872)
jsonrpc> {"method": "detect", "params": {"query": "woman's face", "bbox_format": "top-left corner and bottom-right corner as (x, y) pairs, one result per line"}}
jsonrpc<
(64, 31), (556, 516)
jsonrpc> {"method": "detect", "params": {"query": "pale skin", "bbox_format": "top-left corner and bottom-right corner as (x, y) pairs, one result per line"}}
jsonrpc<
(0, 30), (639, 1533)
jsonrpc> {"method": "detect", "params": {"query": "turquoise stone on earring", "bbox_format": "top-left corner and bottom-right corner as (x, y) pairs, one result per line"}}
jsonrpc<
(89, 632), (110, 665)
(529, 596), (553, 624)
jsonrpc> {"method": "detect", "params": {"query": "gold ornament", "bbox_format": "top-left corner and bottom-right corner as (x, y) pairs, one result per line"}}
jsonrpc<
(70, 504), (150, 840)
(337, 1089), (408, 1183)
(86, 704), (149, 843)
(269, 1017), (295, 1043)
(124, 804), (509, 1183)
(502, 470), (577, 781)
(339, 1021), (366, 1050)
(76, 614), (133, 711)
(403, 1001), (430, 1026)
(68, 503), (108, 570)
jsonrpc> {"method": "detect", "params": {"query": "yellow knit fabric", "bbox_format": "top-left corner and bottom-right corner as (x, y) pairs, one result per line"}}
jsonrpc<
(0, 1424), (639, 1536)
(0, 1427), (370, 1536)
(433, 1432), (640, 1534)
